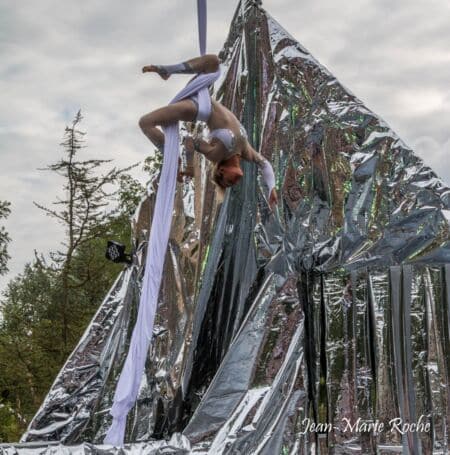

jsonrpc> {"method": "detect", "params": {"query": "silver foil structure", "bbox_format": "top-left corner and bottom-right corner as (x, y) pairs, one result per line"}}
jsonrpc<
(3, 0), (449, 453)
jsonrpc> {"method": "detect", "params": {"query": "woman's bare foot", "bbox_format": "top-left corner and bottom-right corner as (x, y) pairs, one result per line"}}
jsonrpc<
(142, 65), (170, 80)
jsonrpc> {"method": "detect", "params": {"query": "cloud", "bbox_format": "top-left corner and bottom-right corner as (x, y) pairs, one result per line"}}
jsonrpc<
(410, 136), (450, 183)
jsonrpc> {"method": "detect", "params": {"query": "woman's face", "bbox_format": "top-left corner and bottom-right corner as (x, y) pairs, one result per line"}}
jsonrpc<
(218, 163), (243, 187)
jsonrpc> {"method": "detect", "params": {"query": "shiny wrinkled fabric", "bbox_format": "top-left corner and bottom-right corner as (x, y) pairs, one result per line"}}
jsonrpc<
(7, 0), (450, 453)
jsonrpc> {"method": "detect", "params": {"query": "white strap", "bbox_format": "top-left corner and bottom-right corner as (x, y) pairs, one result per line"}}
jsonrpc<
(259, 158), (276, 197)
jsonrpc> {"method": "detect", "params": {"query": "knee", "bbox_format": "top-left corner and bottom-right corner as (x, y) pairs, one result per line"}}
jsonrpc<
(205, 54), (220, 72)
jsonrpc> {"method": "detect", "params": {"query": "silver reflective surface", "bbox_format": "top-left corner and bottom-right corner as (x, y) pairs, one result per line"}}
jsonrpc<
(8, 0), (450, 453)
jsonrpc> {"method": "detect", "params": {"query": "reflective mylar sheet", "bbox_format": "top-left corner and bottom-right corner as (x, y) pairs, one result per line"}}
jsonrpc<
(5, 0), (449, 453)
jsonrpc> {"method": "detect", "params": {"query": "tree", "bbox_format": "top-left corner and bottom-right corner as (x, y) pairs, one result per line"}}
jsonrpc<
(0, 111), (147, 441)
(33, 110), (138, 357)
(0, 254), (58, 441)
(0, 200), (11, 276)
(0, 172), (145, 440)
(0, 403), (23, 443)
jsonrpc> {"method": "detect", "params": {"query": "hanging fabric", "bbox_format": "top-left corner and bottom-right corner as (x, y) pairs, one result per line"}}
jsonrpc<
(103, 0), (220, 446)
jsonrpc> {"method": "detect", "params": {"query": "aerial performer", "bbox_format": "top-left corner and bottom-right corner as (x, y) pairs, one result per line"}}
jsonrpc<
(139, 54), (279, 209)
(104, 1), (277, 447)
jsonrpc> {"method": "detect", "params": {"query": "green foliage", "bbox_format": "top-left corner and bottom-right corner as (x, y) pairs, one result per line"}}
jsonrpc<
(0, 111), (146, 441)
(0, 404), (22, 443)
(0, 200), (11, 276)
(118, 173), (146, 217)
(143, 151), (163, 175)
(0, 257), (60, 418)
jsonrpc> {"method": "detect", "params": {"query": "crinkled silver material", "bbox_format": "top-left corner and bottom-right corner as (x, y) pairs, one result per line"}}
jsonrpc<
(6, 0), (450, 453)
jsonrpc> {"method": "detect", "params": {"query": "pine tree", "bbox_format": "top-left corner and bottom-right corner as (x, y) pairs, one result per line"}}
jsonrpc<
(0, 200), (11, 276)
(33, 110), (137, 357)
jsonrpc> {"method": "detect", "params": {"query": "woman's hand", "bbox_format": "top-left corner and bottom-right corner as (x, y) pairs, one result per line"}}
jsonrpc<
(183, 135), (196, 153)
(177, 156), (186, 182)
(269, 188), (278, 211)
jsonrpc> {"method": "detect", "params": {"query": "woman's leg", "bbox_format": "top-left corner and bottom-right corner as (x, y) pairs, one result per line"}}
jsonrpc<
(138, 99), (198, 148)
(184, 54), (220, 73)
(143, 54), (220, 79)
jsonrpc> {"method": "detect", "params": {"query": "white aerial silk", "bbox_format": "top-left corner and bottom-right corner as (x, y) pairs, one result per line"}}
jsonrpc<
(103, 0), (219, 446)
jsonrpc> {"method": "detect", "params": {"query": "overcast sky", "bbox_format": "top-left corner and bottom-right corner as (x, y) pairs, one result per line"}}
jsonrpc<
(1, 0), (449, 294)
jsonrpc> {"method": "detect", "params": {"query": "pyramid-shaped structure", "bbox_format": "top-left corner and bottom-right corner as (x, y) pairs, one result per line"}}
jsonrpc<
(5, 1), (449, 453)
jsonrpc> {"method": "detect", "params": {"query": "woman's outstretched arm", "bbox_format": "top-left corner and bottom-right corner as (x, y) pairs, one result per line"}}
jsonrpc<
(143, 54), (220, 79)
(242, 144), (278, 209)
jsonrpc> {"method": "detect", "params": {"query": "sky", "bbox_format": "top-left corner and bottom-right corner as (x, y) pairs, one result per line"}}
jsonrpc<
(1, 0), (450, 294)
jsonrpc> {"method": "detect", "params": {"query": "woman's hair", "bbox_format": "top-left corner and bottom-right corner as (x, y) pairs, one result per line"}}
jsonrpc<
(211, 163), (227, 189)
(210, 163), (227, 201)
(210, 159), (243, 201)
